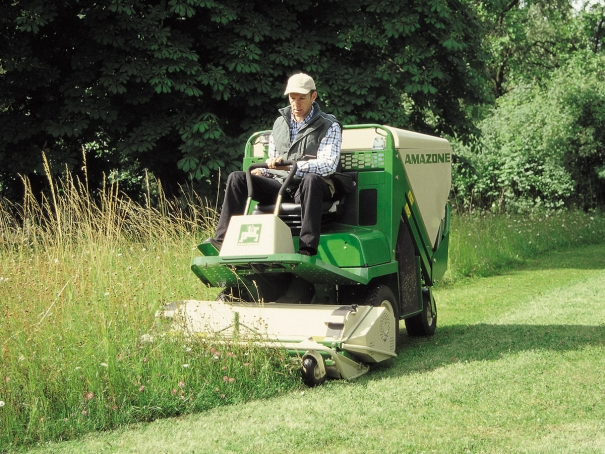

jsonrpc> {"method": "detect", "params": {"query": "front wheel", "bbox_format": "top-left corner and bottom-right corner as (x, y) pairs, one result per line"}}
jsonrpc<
(301, 356), (327, 387)
(365, 284), (400, 350)
(404, 288), (437, 336)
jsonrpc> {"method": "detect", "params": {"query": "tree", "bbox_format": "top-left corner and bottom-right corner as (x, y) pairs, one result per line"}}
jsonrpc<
(0, 0), (489, 201)
(470, 0), (581, 98)
(451, 51), (605, 212)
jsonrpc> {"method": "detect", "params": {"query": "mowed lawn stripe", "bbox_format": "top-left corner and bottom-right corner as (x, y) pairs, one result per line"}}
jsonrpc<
(25, 243), (605, 454)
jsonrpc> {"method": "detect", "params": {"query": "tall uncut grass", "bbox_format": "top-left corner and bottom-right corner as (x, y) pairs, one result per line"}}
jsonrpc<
(0, 166), (298, 451)
(447, 210), (605, 281)
(1, 163), (604, 450)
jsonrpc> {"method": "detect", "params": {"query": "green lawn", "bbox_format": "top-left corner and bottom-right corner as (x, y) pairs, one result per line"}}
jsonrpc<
(22, 243), (605, 454)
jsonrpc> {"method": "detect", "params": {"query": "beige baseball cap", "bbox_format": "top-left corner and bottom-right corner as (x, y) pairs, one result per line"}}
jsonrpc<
(284, 73), (316, 95)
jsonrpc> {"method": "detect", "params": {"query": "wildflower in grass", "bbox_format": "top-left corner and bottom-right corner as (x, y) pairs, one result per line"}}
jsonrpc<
(100, 362), (108, 368)
(82, 410), (88, 416)
(83, 392), (94, 400)
(0, 401), (5, 407)
(222, 366), (227, 371)
(183, 363), (189, 368)
(171, 389), (177, 396)
(178, 381), (185, 389)
(139, 385), (145, 392)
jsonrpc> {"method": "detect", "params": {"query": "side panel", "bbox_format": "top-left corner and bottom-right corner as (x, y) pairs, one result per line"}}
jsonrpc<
(400, 147), (452, 247)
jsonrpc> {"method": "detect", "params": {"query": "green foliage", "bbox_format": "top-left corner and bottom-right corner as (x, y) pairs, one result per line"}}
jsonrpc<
(470, 0), (579, 98)
(0, 0), (489, 201)
(451, 51), (605, 211)
(0, 173), (299, 450)
(323, 0), (490, 136)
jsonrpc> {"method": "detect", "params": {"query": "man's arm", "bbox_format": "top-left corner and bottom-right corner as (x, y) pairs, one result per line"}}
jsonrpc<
(256, 122), (342, 177)
(251, 137), (286, 176)
(295, 122), (342, 177)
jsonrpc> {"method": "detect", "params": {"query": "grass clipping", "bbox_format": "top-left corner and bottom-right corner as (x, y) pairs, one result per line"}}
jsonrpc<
(0, 158), (299, 450)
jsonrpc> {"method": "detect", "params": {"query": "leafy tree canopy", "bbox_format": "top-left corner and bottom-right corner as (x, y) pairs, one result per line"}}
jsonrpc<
(471, 0), (605, 98)
(452, 51), (605, 212)
(0, 0), (489, 200)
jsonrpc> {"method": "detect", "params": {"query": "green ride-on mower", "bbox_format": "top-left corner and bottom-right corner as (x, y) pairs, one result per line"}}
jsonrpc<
(158, 125), (452, 387)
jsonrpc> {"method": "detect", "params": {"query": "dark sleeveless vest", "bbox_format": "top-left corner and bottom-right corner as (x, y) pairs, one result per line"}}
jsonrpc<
(272, 102), (339, 162)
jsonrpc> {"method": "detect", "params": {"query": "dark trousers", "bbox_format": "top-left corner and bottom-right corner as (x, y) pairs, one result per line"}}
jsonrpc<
(214, 171), (332, 251)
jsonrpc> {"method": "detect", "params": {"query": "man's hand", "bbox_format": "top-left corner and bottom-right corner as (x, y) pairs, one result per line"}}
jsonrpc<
(267, 157), (284, 169)
(251, 157), (290, 176)
(267, 157), (291, 171)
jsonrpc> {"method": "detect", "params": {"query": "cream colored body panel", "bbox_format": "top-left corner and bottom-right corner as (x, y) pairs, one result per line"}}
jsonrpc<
(160, 300), (396, 378)
(341, 126), (452, 246)
(220, 214), (294, 256)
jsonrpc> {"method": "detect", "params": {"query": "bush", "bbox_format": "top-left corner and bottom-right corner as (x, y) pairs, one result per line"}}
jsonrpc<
(452, 51), (605, 212)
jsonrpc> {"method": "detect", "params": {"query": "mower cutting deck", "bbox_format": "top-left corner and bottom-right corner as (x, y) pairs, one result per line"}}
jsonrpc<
(158, 125), (452, 386)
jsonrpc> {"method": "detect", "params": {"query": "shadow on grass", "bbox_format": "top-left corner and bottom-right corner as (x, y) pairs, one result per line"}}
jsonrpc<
(370, 323), (605, 378)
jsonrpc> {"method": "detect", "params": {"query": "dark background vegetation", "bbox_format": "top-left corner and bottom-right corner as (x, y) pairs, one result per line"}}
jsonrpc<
(1, 0), (603, 210)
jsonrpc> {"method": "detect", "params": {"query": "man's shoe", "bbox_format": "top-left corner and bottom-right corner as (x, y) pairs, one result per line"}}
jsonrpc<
(297, 248), (316, 256)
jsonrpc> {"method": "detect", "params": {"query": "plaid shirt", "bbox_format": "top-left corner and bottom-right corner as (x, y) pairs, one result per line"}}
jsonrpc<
(265, 105), (342, 178)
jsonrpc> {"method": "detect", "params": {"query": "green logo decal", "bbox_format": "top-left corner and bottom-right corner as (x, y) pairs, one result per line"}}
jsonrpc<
(238, 224), (262, 245)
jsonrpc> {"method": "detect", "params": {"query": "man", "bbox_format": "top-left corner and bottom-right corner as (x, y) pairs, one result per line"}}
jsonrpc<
(208, 73), (342, 256)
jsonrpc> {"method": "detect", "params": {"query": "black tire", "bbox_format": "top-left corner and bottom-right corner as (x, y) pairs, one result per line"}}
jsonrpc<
(301, 356), (327, 387)
(365, 284), (400, 350)
(404, 288), (437, 336)
(216, 286), (252, 303)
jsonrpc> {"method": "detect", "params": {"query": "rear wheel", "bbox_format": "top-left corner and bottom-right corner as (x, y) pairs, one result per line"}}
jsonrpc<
(404, 288), (437, 336)
(301, 356), (327, 387)
(365, 284), (400, 350)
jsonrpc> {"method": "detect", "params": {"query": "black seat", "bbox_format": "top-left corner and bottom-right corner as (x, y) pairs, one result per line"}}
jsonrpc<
(252, 196), (347, 235)
(251, 172), (356, 235)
